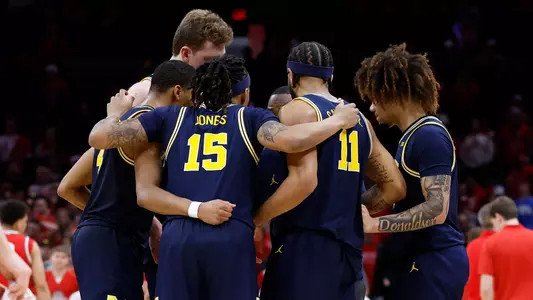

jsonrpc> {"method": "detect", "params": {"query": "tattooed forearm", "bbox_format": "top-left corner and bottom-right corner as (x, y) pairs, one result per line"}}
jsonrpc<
(92, 117), (147, 149)
(376, 175), (451, 232)
(362, 185), (390, 214)
(258, 121), (288, 143)
(366, 152), (394, 184)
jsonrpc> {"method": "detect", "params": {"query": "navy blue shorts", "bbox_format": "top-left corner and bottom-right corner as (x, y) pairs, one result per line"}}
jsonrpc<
(71, 225), (144, 300)
(261, 231), (363, 300)
(391, 245), (469, 300)
(143, 243), (158, 300)
(155, 218), (257, 300)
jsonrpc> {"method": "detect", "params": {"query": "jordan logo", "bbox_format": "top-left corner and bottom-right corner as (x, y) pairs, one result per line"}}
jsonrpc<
(410, 262), (419, 273)
(270, 175), (279, 186)
(275, 245), (283, 254)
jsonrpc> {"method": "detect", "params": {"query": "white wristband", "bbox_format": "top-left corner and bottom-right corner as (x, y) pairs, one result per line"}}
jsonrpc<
(188, 201), (201, 218)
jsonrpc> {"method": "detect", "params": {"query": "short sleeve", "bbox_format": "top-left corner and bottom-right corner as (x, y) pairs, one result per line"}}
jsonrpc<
(246, 107), (279, 137)
(138, 108), (166, 143)
(411, 125), (454, 177)
(478, 241), (494, 276)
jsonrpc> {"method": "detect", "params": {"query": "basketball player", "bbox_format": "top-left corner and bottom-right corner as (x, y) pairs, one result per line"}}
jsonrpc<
(0, 223), (32, 299)
(356, 44), (468, 299)
(64, 61), (220, 300)
(0, 200), (51, 300)
(255, 42), (405, 300)
(86, 55), (359, 299)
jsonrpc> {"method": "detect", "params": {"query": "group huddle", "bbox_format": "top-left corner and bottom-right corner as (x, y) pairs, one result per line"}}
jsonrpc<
(58, 9), (468, 300)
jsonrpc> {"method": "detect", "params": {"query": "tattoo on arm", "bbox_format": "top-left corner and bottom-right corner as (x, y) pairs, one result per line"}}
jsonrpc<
(94, 117), (147, 148)
(376, 175), (451, 232)
(258, 121), (288, 143)
(362, 186), (389, 214)
(362, 152), (394, 213)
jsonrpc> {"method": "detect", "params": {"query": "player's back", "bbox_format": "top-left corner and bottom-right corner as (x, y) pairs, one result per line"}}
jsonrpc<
(157, 104), (276, 227)
(271, 94), (372, 251)
(0, 230), (35, 291)
(80, 105), (155, 243)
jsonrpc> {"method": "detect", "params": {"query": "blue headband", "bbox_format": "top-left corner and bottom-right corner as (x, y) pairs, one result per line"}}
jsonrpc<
(231, 74), (251, 97)
(287, 61), (334, 78)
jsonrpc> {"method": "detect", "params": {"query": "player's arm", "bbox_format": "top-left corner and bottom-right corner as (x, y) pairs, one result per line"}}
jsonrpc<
(30, 244), (51, 300)
(57, 148), (93, 210)
(363, 127), (453, 233)
(362, 121), (406, 214)
(0, 225), (32, 298)
(88, 89), (149, 150)
(257, 102), (359, 153)
(254, 101), (319, 226)
(134, 144), (235, 226)
(480, 275), (494, 300)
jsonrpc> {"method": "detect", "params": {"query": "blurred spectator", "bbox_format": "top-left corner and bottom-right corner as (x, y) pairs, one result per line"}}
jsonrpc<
(46, 245), (78, 300)
(479, 196), (533, 299)
(0, 200), (51, 299)
(459, 118), (495, 183)
(0, 118), (32, 164)
(463, 203), (494, 300)
(35, 127), (58, 163)
(516, 181), (533, 229)
(497, 106), (532, 171)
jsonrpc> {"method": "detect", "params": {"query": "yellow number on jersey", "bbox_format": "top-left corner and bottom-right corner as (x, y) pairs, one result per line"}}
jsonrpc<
(184, 133), (227, 171)
(96, 149), (105, 174)
(338, 129), (360, 172)
(107, 296), (117, 300)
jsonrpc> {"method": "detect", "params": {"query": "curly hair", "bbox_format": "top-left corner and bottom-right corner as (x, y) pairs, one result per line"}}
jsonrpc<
(354, 43), (440, 114)
(191, 58), (232, 111)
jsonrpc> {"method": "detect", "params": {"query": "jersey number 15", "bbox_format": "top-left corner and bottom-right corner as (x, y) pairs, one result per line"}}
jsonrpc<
(184, 133), (227, 171)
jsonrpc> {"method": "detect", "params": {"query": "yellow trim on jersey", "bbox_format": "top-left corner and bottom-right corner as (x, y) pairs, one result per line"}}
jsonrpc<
(398, 116), (440, 144)
(400, 121), (456, 178)
(141, 76), (152, 82)
(163, 107), (187, 166)
(117, 108), (153, 166)
(238, 107), (260, 164)
(360, 113), (373, 158)
(293, 97), (323, 121)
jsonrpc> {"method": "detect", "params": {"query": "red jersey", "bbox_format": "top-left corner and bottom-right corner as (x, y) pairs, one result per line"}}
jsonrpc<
(479, 224), (533, 300)
(0, 230), (36, 292)
(463, 230), (494, 300)
(45, 269), (78, 298)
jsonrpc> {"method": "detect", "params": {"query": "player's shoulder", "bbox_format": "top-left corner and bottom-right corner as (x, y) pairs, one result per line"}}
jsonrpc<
(411, 119), (452, 144)
(280, 99), (317, 124)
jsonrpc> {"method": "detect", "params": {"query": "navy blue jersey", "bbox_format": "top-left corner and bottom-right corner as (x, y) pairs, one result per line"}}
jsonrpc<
(254, 149), (288, 212)
(393, 115), (464, 254)
(270, 94), (372, 251)
(80, 105), (155, 243)
(138, 105), (277, 227)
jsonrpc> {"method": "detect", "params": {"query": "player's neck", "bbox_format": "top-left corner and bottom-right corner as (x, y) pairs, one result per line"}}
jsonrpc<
(503, 218), (520, 227)
(397, 104), (428, 132)
(143, 92), (168, 108)
(294, 80), (331, 98)
(52, 267), (67, 277)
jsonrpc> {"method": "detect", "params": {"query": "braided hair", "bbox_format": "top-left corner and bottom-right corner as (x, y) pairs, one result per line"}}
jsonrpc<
(191, 55), (249, 111)
(287, 41), (334, 86)
(354, 43), (440, 114)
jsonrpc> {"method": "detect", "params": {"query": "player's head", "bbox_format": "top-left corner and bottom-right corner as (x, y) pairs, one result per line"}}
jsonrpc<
(477, 202), (493, 230)
(172, 9), (234, 68)
(191, 55), (249, 111)
(286, 41), (334, 98)
(219, 55), (251, 106)
(268, 86), (291, 116)
(0, 199), (29, 233)
(149, 60), (196, 107)
(50, 245), (71, 270)
(355, 43), (440, 125)
(489, 196), (518, 232)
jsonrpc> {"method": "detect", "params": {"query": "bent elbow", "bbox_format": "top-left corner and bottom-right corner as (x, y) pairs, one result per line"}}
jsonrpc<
(435, 212), (447, 225)
(394, 180), (407, 201)
(136, 187), (149, 208)
(300, 174), (318, 196)
(88, 130), (108, 149)
(57, 178), (70, 199)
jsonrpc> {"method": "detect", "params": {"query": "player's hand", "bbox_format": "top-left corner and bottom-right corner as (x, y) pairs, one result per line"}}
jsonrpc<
(198, 200), (236, 225)
(149, 217), (162, 264)
(361, 205), (378, 233)
(332, 102), (360, 129)
(107, 89), (134, 118)
(5, 255), (32, 300)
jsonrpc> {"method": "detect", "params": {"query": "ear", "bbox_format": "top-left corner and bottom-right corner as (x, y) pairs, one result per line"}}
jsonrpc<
(287, 68), (294, 87)
(179, 46), (193, 63)
(173, 85), (183, 100)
